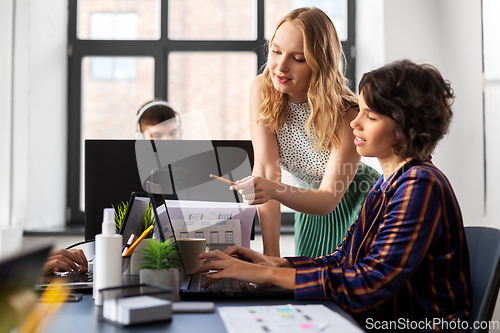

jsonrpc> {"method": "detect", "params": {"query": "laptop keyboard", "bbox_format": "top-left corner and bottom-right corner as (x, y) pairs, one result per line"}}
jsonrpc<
(200, 274), (253, 292)
(60, 270), (93, 282)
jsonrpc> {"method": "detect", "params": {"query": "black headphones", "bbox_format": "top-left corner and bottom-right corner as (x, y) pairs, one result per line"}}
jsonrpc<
(134, 100), (181, 139)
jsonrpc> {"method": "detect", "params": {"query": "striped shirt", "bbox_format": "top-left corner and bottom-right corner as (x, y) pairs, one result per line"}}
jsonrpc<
(286, 158), (471, 331)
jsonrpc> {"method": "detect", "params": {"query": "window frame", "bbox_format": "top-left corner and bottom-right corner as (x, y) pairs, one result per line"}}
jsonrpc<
(66, 0), (356, 226)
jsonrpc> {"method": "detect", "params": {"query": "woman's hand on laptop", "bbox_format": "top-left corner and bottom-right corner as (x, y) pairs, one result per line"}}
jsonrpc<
(43, 249), (88, 274)
(194, 249), (296, 289)
(222, 245), (294, 268)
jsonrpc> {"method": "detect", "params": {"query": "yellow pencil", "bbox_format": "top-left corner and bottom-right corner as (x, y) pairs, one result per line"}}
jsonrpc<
(123, 225), (153, 256)
(19, 278), (68, 333)
(209, 174), (236, 185)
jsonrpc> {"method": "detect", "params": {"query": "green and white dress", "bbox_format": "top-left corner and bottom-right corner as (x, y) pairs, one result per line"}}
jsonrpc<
(276, 101), (380, 258)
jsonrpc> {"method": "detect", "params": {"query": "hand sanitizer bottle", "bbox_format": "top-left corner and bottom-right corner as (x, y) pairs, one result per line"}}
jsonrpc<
(94, 208), (122, 306)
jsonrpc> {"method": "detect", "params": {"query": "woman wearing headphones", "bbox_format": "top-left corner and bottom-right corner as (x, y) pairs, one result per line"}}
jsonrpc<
(134, 100), (181, 140)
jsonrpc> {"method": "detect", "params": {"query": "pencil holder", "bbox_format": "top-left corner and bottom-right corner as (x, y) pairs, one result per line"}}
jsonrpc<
(121, 255), (131, 274)
(129, 239), (154, 275)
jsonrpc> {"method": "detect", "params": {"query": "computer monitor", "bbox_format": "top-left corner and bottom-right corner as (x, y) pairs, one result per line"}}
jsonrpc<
(84, 139), (254, 242)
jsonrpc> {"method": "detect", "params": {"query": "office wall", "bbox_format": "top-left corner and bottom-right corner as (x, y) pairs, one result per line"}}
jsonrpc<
(357, 0), (485, 227)
(355, 0), (385, 86)
(0, 0), (14, 229)
(484, 0), (500, 231)
(355, 0), (385, 174)
(10, 0), (68, 230)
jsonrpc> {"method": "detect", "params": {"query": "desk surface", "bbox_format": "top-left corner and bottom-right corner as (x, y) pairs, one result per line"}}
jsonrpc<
(45, 294), (361, 333)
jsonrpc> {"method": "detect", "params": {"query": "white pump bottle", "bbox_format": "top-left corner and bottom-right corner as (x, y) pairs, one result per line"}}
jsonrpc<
(94, 208), (122, 306)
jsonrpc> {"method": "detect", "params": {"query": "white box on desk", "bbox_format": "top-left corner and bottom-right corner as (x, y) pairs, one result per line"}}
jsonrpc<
(103, 295), (172, 325)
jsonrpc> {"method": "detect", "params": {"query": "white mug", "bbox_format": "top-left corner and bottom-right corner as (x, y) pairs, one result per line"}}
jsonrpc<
(176, 238), (210, 275)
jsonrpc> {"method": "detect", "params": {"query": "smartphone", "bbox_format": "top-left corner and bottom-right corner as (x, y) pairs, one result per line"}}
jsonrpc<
(65, 293), (83, 302)
(38, 293), (83, 303)
(172, 302), (215, 313)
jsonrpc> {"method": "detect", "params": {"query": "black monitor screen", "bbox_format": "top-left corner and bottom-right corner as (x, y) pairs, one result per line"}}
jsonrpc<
(84, 140), (254, 242)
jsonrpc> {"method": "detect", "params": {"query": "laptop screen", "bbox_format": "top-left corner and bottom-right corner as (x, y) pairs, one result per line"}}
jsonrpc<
(1, 245), (52, 294)
(118, 192), (150, 248)
(148, 182), (174, 243)
(147, 181), (187, 272)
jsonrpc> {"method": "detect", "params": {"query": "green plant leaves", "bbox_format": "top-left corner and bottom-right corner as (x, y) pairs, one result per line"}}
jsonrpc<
(112, 200), (128, 233)
(137, 239), (181, 270)
(141, 204), (156, 238)
(112, 199), (156, 237)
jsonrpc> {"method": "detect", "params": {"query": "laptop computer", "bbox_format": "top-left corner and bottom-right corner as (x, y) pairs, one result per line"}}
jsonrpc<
(0, 245), (52, 298)
(36, 192), (150, 291)
(146, 181), (294, 299)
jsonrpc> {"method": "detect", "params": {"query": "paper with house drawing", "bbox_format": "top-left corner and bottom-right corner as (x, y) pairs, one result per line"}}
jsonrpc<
(164, 200), (256, 248)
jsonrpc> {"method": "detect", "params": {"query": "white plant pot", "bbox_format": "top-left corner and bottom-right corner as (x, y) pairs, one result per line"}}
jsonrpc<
(139, 268), (180, 302)
(129, 238), (154, 275)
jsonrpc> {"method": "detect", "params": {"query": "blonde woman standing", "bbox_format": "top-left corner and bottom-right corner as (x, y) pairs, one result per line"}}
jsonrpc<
(232, 7), (379, 257)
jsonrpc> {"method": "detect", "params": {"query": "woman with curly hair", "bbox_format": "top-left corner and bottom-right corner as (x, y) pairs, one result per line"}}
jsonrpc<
(232, 7), (379, 257)
(197, 59), (471, 330)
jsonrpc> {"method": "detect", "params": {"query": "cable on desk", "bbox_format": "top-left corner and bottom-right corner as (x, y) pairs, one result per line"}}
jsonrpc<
(65, 239), (95, 250)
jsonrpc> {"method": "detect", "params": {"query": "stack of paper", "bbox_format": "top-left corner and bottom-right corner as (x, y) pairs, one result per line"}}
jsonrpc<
(218, 304), (363, 333)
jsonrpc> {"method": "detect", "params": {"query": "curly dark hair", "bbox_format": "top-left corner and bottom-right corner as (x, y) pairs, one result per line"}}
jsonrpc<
(358, 59), (455, 161)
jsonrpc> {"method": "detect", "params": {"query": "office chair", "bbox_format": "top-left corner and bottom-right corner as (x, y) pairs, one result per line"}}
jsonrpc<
(464, 226), (500, 333)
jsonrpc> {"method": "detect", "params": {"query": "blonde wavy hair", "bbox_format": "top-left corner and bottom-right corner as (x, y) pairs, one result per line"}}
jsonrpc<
(259, 7), (357, 151)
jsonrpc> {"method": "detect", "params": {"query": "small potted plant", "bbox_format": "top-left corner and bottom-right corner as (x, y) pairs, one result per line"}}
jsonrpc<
(137, 239), (182, 302)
